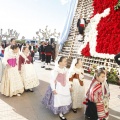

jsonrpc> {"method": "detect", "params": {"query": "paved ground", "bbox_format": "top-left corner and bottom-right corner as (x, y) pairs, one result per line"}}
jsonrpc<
(0, 60), (120, 120)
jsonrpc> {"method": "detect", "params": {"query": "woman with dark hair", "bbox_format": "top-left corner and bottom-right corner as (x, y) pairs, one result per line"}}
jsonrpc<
(3, 38), (16, 66)
(29, 43), (36, 63)
(1, 45), (24, 97)
(18, 46), (39, 92)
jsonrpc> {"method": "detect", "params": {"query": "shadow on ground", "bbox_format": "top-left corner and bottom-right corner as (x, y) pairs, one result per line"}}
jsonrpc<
(0, 80), (84, 120)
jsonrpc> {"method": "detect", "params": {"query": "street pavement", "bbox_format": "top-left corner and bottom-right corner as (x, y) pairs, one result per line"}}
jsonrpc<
(0, 60), (120, 120)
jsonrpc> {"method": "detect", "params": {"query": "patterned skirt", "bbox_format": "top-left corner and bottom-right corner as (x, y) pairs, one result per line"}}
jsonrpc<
(21, 63), (39, 89)
(42, 86), (72, 114)
(72, 79), (85, 109)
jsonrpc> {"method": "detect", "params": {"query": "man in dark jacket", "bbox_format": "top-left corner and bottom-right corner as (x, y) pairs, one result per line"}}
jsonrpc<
(51, 43), (56, 62)
(29, 44), (36, 63)
(44, 42), (52, 70)
(114, 53), (120, 65)
(38, 42), (42, 60)
(77, 15), (86, 35)
(40, 41), (45, 68)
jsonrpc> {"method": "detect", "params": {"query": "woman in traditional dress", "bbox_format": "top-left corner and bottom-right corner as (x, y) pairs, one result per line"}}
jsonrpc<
(0, 44), (4, 82)
(42, 56), (72, 120)
(18, 46), (39, 92)
(0, 45), (24, 97)
(0, 57), (2, 82)
(84, 68), (110, 120)
(68, 58), (85, 113)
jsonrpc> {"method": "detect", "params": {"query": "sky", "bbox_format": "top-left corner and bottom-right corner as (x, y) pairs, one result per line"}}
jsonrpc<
(0, 0), (70, 39)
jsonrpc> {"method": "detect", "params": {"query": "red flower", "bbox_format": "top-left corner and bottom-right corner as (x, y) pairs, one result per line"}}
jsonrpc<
(81, 0), (120, 57)
(81, 43), (91, 57)
(94, 0), (120, 55)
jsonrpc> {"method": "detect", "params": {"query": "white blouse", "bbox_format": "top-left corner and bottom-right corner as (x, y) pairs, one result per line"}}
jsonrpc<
(80, 18), (85, 25)
(50, 67), (71, 95)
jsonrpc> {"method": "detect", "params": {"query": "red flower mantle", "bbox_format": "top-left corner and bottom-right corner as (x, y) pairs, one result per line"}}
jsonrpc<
(82, 0), (120, 57)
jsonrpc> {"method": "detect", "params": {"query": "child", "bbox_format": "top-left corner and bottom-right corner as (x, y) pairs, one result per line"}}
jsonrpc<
(18, 46), (39, 92)
(42, 56), (72, 120)
(69, 58), (85, 113)
(0, 45), (24, 97)
(84, 68), (110, 120)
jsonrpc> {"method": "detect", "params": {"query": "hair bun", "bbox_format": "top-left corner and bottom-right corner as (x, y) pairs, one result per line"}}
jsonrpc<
(10, 44), (18, 50)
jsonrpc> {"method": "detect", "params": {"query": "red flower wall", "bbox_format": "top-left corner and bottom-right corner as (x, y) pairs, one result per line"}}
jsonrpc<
(81, 0), (120, 57)
(81, 43), (91, 57)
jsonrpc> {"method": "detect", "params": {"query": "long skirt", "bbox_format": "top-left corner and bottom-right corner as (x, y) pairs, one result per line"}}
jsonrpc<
(42, 86), (72, 114)
(0, 66), (24, 97)
(72, 79), (85, 109)
(0, 58), (3, 82)
(21, 63), (39, 89)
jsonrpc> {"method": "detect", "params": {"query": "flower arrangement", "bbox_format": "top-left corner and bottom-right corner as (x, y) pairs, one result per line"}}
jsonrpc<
(89, 64), (119, 84)
(107, 68), (119, 84)
(114, 0), (120, 10)
(78, 0), (120, 59)
(89, 64), (97, 76)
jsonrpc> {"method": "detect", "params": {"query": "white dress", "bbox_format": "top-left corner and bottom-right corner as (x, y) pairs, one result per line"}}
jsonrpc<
(19, 53), (39, 89)
(0, 46), (5, 82)
(50, 67), (72, 107)
(0, 51), (24, 97)
(0, 57), (3, 82)
(69, 67), (85, 109)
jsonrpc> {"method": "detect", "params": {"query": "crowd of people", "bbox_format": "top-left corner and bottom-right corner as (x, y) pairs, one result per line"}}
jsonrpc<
(38, 41), (56, 70)
(42, 56), (110, 120)
(0, 38), (39, 96)
(0, 38), (113, 120)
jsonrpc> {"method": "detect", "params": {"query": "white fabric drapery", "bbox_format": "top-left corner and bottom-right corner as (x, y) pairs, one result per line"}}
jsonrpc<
(58, 0), (78, 52)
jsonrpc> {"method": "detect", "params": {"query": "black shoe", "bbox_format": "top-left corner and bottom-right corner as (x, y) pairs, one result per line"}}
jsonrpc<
(25, 89), (29, 92)
(59, 116), (67, 120)
(29, 89), (34, 92)
(41, 66), (45, 68)
(48, 68), (52, 70)
(45, 68), (52, 70)
(72, 109), (77, 113)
